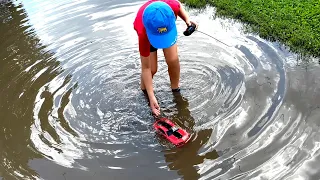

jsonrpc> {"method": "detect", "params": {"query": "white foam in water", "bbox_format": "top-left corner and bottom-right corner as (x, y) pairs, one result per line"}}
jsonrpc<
(107, 166), (124, 170)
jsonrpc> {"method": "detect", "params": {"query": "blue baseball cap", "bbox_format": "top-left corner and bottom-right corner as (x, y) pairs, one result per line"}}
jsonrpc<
(142, 1), (177, 49)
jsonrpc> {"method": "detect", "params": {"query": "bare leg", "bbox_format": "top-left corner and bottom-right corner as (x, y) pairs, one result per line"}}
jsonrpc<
(140, 51), (158, 90)
(163, 44), (180, 89)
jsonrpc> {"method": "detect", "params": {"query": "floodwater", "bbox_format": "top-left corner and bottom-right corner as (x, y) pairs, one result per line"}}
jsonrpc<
(1, 0), (320, 179)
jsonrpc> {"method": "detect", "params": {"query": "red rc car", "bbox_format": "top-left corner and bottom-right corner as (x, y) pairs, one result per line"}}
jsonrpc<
(153, 117), (191, 147)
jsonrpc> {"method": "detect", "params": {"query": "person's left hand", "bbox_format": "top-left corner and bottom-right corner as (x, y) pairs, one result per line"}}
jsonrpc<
(186, 20), (198, 29)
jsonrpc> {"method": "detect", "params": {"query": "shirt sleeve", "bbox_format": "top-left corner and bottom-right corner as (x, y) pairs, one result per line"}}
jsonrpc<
(165, 0), (181, 16)
(138, 33), (151, 57)
(134, 20), (150, 57)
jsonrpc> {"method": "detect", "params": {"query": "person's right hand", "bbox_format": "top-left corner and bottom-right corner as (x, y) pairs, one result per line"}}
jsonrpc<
(149, 96), (160, 117)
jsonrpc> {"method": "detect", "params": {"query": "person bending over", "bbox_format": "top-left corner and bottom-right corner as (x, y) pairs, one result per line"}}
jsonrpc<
(133, 0), (198, 116)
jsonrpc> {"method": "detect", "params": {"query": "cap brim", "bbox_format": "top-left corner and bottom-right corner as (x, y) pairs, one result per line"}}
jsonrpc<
(146, 25), (177, 49)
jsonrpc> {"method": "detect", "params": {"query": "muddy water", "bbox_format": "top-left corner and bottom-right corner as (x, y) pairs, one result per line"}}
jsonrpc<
(1, 0), (320, 179)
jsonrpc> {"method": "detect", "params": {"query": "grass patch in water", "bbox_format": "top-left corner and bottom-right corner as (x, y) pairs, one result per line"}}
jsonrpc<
(181, 0), (320, 58)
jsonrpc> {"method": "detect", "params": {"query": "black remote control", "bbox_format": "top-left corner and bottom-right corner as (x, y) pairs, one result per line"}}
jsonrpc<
(183, 23), (196, 36)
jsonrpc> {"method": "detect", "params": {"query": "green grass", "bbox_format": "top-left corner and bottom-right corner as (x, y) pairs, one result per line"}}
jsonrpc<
(181, 0), (320, 58)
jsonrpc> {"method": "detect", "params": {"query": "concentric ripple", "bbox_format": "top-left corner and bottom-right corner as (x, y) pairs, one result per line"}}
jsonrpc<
(1, 0), (320, 179)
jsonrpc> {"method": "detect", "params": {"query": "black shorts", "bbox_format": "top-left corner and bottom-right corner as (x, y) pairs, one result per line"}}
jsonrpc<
(150, 44), (157, 52)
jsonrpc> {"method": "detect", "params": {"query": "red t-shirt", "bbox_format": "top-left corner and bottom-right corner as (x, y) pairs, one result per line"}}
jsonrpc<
(133, 0), (181, 57)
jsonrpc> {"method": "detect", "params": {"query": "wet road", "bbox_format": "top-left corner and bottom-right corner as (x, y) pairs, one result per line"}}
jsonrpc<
(1, 0), (320, 179)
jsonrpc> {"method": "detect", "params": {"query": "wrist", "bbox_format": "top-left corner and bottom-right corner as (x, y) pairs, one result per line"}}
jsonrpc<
(185, 19), (190, 26)
(148, 93), (157, 102)
(146, 88), (155, 99)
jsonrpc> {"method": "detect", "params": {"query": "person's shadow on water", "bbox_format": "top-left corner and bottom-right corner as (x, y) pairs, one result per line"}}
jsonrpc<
(161, 91), (219, 180)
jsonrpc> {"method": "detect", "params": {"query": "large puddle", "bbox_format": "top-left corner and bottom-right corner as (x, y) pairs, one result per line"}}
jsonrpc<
(1, 0), (320, 179)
